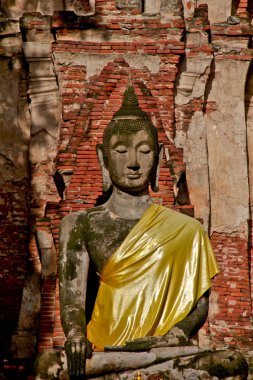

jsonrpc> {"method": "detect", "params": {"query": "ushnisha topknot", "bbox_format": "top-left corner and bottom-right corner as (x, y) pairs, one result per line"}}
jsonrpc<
(103, 85), (158, 156)
(113, 85), (150, 119)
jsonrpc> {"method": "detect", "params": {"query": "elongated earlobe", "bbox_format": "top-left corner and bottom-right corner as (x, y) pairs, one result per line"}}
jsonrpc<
(96, 144), (112, 192)
(151, 143), (163, 192)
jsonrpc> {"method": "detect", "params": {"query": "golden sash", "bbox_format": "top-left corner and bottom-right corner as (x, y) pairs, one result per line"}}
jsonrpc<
(87, 204), (219, 348)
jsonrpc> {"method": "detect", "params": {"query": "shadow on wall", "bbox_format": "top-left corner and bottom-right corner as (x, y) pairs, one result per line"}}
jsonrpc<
(231, 0), (240, 15)
(0, 56), (30, 364)
(1, 0), (93, 19)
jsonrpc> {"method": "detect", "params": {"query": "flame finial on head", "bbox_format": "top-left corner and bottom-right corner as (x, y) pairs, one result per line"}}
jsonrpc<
(112, 85), (150, 120)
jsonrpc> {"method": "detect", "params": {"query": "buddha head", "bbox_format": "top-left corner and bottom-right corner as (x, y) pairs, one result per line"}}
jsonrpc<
(97, 85), (163, 194)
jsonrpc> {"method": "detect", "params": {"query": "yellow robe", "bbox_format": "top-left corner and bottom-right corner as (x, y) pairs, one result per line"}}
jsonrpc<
(87, 204), (219, 348)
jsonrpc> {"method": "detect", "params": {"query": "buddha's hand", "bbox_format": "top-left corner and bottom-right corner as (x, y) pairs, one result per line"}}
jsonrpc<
(65, 332), (92, 379)
(122, 327), (190, 351)
(163, 326), (190, 346)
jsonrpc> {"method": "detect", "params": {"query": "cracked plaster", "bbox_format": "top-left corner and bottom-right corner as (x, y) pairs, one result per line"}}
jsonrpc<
(1, 0), (95, 19)
(176, 112), (210, 230)
(198, 0), (233, 24)
(176, 57), (212, 106)
(53, 52), (161, 79)
(175, 52), (213, 230)
(0, 58), (29, 181)
(205, 60), (250, 237)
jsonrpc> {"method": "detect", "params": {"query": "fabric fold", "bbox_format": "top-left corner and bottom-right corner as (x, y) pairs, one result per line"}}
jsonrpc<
(87, 204), (219, 348)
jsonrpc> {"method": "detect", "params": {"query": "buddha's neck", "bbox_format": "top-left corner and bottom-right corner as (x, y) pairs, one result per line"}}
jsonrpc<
(105, 187), (153, 220)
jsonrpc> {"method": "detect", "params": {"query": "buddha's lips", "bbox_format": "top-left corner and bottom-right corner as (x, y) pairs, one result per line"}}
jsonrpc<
(125, 173), (142, 179)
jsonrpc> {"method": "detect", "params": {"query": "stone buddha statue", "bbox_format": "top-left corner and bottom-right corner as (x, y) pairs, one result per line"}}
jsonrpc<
(35, 86), (248, 380)
(59, 85), (220, 378)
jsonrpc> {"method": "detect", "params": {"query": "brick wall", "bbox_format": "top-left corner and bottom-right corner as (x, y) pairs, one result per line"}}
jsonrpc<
(210, 233), (253, 348)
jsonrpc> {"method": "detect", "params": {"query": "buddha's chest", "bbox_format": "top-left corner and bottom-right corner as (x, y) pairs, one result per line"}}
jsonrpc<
(85, 213), (138, 273)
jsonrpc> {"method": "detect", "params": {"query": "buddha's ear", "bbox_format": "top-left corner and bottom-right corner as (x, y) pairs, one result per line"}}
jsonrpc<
(151, 143), (163, 193)
(96, 144), (112, 192)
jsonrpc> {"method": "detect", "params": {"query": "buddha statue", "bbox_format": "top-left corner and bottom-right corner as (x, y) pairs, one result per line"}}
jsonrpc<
(35, 86), (248, 380)
(59, 85), (219, 377)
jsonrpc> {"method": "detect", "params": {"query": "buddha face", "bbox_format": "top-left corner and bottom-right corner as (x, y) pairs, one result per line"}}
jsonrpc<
(106, 129), (156, 193)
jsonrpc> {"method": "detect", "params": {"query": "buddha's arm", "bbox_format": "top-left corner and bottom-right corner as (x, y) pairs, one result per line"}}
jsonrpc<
(119, 292), (209, 351)
(59, 213), (92, 377)
(174, 291), (209, 337)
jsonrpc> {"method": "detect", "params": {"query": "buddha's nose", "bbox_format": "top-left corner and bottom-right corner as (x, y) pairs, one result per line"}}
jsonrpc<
(127, 150), (140, 171)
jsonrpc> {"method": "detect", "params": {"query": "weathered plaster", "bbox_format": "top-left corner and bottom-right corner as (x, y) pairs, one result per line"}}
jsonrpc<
(23, 42), (60, 165)
(144, 0), (161, 15)
(53, 52), (161, 79)
(198, 0), (233, 23)
(181, 0), (195, 19)
(176, 57), (212, 106)
(175, 52), (213, 230)
(0, 57), (30, 182)
(37, 230), (57, 277)
(176, 112), (210, 229)
(160, 0), (183, 21)
(205, 60), (250, 237)
(1, 0), (95, 19)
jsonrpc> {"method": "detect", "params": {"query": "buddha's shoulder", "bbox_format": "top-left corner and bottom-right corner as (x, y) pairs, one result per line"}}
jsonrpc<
(60, 205), (109, 229)
(159, 205), (205, 233)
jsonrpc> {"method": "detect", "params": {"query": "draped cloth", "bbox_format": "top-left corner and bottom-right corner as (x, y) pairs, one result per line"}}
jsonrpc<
(87, 204), (219, 349)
